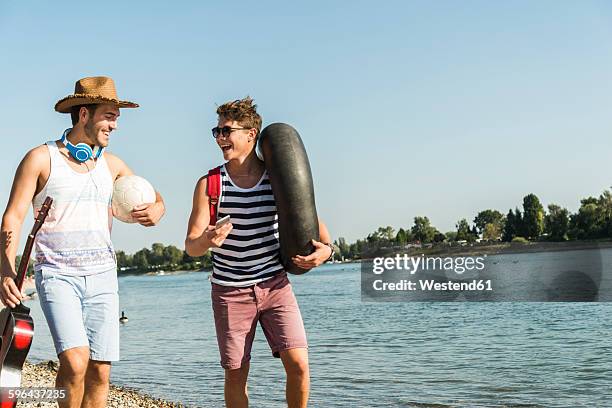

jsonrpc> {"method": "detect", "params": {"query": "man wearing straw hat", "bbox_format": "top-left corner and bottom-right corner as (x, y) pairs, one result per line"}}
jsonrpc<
(0, 76), (165, 407)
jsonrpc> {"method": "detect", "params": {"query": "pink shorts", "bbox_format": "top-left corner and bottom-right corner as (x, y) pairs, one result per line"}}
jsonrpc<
(211, 273), (308, 370)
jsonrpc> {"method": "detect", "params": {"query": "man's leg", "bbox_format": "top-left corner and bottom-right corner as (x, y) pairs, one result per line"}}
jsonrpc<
(81, 360), (111, 408)
(258, 274), (309, 407)
(279, 348), (309, 408)
(211, 284), (259, 408)
(80, 269), (119, 408)
(225, 362), (250, 408)
(56, 346), (90, 408)
(35, 271), (90, 407)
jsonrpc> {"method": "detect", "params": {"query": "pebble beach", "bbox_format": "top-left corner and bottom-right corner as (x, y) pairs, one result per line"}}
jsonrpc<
(18, 361), (185, 407)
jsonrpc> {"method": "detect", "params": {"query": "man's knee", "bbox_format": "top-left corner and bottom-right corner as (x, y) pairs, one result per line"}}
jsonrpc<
(86, 361), (111, 385)
(281, 350), (309, 378)
(225, 363), (250, 386)
(58, 347), (90, 379)
(286, 359), (309, 378)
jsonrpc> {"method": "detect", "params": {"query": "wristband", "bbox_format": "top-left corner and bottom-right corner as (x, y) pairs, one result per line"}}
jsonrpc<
(324, 243), (335, 262)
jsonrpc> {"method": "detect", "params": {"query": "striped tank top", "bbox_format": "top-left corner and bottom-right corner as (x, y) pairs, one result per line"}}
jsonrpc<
(31, 138), (116, 276)
(210, 165), (285, 287)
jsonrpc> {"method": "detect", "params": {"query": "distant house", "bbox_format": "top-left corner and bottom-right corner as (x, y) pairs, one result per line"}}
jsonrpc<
(404, 242), (422, 249)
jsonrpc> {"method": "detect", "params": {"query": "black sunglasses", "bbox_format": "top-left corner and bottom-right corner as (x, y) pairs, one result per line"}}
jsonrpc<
(211, 126), (250, 139)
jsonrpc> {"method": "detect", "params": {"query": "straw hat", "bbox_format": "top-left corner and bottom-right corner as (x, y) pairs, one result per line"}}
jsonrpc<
(54, 76), (139, 113)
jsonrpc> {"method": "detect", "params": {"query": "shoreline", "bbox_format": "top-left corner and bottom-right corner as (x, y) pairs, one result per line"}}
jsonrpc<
(119, 268), (212, 277)
(355, 239), (612, 260)
(19, 360), (186, 407)
(112, 240), (612, 276)
(116, 240), (612, 276)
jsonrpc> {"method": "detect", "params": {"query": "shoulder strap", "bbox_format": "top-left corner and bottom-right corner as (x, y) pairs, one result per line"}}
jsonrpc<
(207, 166), (222, 226)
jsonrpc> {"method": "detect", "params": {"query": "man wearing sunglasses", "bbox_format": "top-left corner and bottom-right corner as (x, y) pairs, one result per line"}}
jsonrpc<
(185, 97), (332, 408)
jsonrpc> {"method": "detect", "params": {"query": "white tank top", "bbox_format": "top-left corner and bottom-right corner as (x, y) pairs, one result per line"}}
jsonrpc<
(32, 140), (116, 276)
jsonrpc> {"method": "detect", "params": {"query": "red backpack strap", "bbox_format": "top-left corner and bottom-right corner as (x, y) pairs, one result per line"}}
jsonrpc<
(207, 166), (222, 226)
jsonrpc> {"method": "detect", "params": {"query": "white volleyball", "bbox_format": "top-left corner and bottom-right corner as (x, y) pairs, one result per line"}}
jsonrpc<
(112, 175), (156, 223)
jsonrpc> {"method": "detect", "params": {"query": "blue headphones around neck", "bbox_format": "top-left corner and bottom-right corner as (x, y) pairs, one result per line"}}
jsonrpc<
(60, 128), (103, 163)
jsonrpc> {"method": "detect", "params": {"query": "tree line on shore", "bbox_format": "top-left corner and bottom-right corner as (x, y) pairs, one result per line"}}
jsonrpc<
(114, 243), (211, 274)
(16, 188), (612, 274)
(332, 188), (612, 260)
(18, 246), (207, 277)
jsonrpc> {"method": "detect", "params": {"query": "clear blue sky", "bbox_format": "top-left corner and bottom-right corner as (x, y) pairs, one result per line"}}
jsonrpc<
(2, 1), (612, 253)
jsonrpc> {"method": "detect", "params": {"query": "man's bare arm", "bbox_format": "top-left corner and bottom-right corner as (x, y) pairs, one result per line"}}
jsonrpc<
(104, 151), (134, 181)
(1, 147), (45, 306)
(185, 176), (232, 257)
(318, 219), (331, 244)
(291, 218), (333, 269)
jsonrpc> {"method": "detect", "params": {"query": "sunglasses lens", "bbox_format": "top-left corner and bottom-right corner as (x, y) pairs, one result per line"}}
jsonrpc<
(212, 126), (237, 138)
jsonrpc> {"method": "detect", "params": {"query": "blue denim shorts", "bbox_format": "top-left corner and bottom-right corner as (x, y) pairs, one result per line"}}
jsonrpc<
(35, 268), (120, 361)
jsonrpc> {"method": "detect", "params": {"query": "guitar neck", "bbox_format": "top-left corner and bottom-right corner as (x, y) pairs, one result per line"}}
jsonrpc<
(13, 196), (52, 292)
(14, 234), (35, 292)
